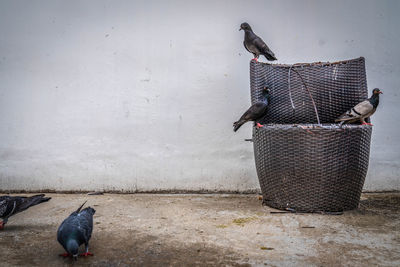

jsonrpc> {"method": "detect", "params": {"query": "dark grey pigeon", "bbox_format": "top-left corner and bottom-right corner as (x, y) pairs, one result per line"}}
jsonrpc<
(233, 87), (270, 132)
(335, 88), (382, 126)
(57, 201), (96, 260)
(0, 194), (51, 230)
(240, 22), (277, 62)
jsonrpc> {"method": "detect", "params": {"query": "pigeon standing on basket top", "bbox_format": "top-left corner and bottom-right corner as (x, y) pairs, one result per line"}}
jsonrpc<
(240, 22), (277, 62)
(57, 201), (95, 261)
(233, 87), (270, 132)
(335, 88), (382, 126)
(0, 194), (51, 230)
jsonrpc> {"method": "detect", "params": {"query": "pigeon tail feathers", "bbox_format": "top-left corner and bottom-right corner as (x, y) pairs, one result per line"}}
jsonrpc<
(76, 201), (87, 213)
(233, 120), (247, 132)
(17, 195), (51, 213)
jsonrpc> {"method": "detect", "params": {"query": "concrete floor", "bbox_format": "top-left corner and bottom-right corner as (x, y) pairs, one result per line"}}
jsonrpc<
(0, 193), (399, 267)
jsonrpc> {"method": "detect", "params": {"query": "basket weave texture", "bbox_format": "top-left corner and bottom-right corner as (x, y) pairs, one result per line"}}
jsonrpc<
(251, 57), (372, 212)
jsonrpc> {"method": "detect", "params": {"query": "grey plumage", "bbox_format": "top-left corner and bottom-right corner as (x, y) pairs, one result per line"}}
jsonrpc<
(0, 194), (51, 229)
(233, 87), (270, 132)
(335, 88), (382, 125)
(240, 22), (277, 61)
(57, 201), (96, 260)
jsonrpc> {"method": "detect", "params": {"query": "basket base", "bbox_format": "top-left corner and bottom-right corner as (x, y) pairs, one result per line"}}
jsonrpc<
(262, 198), (353, 213)
(253, 124), (372, 213)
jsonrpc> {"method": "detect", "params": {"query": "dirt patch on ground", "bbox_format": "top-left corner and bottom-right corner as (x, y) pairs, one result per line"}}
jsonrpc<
(0, 228), (248, 266)
(0, 193), (399, 266)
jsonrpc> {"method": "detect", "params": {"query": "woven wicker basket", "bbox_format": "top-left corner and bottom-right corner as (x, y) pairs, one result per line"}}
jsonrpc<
(251, 57), (372, 212)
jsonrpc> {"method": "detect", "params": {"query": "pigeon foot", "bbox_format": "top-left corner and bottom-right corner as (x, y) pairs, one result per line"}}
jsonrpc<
(362, 122), (373, 126)
(0, 221), (3, 230)
(252, 58), (258, 62)
(80, 252), (94, 257)
(256, 123), (264, 128)
(59, 253), (71, 258)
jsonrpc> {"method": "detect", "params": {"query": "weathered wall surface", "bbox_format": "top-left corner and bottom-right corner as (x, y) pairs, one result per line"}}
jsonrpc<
(0, 0), (399, 191)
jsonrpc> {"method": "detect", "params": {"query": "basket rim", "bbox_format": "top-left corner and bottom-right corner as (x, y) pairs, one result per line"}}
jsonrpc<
(254, 123), (372, 131)
(252, 56), (364, 68)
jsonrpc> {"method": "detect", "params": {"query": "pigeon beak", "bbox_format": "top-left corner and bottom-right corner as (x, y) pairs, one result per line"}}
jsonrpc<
(239, 28), (242, 31)
(379, 91), (383, 94)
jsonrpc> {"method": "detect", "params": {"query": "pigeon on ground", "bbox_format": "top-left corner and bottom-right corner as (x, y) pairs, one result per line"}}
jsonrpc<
(240, 22), (277, 62)
(0, 194), (51, 230)
(335, 88), (382, 126)
(233, 87), (270, 132)
(57, 201), (96, 260)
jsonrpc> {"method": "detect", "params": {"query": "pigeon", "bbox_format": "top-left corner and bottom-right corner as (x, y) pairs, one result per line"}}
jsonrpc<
(57, 201), (96, 260)
(240, 22), (277, 62)
(335, 88), (382, 126)
(0, 194), (51, 230)
(233, 87), (270, 132)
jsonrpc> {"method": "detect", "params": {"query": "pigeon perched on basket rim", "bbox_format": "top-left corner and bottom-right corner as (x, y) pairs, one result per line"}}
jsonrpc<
(233, 87), (270, 132)
(240, 22), (277, 62)
(0, 194), (51, 230)
(335, 88), (382, 126)
(57, 201), (96, 261)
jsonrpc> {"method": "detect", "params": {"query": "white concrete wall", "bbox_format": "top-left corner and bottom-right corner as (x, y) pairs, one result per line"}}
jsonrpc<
(0, 0), (399, 192)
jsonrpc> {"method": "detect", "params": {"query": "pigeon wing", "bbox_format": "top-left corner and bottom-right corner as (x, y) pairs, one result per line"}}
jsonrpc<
(16, 194), (51, 213)
(253, 37), (277, 61)
(78, 207), (95, 243)
(245, 102), (268, 121)
(236, 102), (267, 123)
(336, 100), (374, 122)
(0, 194), (50, 219)
(233, 102), (268, 132)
